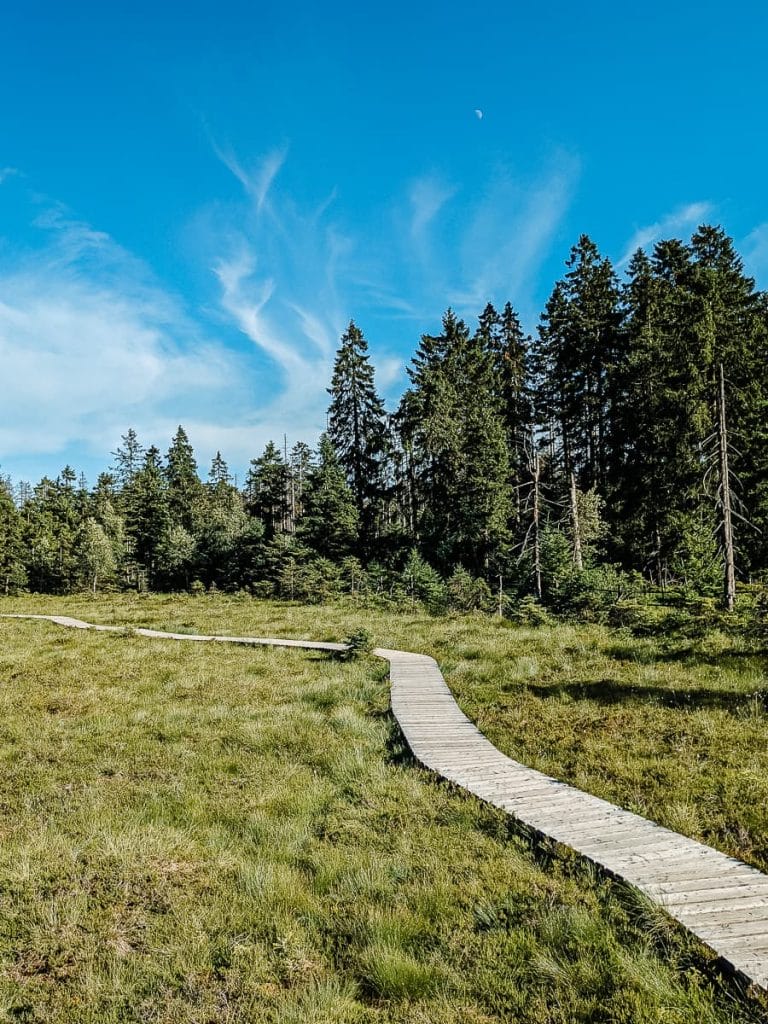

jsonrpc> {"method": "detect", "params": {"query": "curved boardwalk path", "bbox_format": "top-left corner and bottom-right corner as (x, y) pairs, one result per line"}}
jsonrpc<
(4, 613), (768, 994)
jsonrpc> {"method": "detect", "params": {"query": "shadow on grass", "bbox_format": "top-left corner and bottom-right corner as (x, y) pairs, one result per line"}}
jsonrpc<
(514, 677), (767, 714)
(383, 715), (419, 769)
(607, 640), (765, 670)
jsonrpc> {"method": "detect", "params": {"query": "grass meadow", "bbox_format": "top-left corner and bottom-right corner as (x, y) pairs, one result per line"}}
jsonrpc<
(0, 593), (766, 1022)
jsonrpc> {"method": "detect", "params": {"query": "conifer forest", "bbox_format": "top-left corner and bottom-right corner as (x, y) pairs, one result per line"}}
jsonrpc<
(2, 225), (767, 615)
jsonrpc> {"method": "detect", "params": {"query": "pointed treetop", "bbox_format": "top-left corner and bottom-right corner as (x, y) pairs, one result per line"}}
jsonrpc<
(208, 451), (231, 488)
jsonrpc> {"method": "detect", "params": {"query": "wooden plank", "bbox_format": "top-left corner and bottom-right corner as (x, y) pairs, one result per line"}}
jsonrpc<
(671, 894), (768, 915)
(645, 872), (763, 895)
(696, 919), (768, 939)
(658, 882), (768, 905)
(627, 855), (744, 884)
(699, 935), (768, 954)
(676, 905), (768, 926)
(551, 822), (674, 847)
(570, 826), (696, 849)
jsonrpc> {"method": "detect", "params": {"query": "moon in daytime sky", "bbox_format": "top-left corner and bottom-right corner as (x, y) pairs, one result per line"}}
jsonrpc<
(475, 108), (483, 119)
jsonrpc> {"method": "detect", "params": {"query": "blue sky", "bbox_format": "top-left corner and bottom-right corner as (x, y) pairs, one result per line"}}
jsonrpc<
(2, 0), (768, 485)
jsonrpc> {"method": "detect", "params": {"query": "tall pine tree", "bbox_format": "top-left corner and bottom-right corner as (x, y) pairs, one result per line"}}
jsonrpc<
(327, 321), (388, 557)
(245, 442), (289, 539)
(165, 426), (204, 532)
(297, 435), (359, 560)
(398, 309), (512, 575)
(533, 236), (620, 493)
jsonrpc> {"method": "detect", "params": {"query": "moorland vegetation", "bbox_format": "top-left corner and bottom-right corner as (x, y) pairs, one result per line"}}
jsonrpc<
(1, 594), (767, 1022)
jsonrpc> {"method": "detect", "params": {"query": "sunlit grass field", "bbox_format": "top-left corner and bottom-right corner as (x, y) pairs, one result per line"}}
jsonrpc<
(0, 593), (766, 1022)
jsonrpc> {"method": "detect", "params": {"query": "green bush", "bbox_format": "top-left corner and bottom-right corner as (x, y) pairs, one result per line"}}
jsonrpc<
(341, 627), (374, 660)
(401, 549), (447, 614)
(280, 557), (342, 604)
(509, 595), (552, 626)
(447, 566), (493, 612)
(748, 584), (768, 648)
(545, 563), (639, 620)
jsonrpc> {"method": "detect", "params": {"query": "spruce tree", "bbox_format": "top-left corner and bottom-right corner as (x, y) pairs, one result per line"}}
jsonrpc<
(18, 471), (82, 594)
(21, 477), (58, 592)
(611, 240), (708, 580)
(131, 446), (171, 587)
(398, 309), (512, 574)
(245, 442), (289, 539)
(476, 300), (531, 537)
(611, 227), (768, 582)
(533, 236), (620, 493)
(0, 478), (26, 594)
(112, 429), (143, 489)
(165, 426), (204, 532)
(477, 301), (531, 455)
(197, 452), (249, 590)
(611, 249), (671, 574)
(111, 429), (144, 566)
(298, 435), (359, 560)
(327, 321), (388, 556)
(208, 451), (232, 492)
(289, 441), (314, 524)
(688, 226), (768, 575)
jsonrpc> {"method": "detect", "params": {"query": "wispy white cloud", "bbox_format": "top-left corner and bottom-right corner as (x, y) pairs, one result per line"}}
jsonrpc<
(368, 152), (580, 330)
(213, 143), (288, 212)
(214, 249), (302, 373)
(454, 155), (578, 316)
(208, 148), (353, 441)
(2, 136), (588, 484)
(617, 201), (714, 268)
(208, 145), (583, 416)
(287, 302), (335, 358)
(0, 167), (18, 185)
(409, 176), (456, 240)
(0, 199), (252, 471)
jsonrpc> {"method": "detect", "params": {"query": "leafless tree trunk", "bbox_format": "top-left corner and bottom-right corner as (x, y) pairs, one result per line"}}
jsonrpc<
(569, 472), (583, 571)
(532, 453), (543, 601)
(718, 364), (736, 611)
(284, 434), (295, 534)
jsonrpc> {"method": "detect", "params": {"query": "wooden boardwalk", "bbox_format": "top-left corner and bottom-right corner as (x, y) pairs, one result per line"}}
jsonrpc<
(4, 614), (768, 994)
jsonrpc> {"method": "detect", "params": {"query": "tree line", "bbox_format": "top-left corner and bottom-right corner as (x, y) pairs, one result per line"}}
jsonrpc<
(1, 224), (766, 613)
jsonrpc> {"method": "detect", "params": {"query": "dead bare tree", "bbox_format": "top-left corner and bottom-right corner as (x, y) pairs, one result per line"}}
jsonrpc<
(569, 472), (583, 571)
(532, 453), (543, 600)
(717, 365), (736, 610)
(701, 364), (758, 611)
(515, 443), (545, 600)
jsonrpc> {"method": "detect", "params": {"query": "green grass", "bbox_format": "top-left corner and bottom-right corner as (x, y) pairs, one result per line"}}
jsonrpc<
(28, 591), (765, 869)
(0, 593), (766, 1022)
(444, 621), (768, 872)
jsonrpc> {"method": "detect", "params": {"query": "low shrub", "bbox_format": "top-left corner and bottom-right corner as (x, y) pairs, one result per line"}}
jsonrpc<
(508, 596), (552, 626)
(341, 628), (374, 661)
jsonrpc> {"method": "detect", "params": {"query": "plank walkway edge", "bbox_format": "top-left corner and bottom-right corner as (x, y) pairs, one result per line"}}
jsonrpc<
(3, 613), (767, 995)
